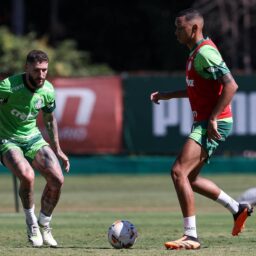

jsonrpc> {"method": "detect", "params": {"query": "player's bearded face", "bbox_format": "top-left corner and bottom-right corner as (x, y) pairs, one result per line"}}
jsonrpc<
(26, 61), (48, 89)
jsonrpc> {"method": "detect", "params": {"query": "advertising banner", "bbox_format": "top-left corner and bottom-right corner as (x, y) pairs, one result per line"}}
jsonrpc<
(123, 75), (256, 154)
(38, 76), (123, 154)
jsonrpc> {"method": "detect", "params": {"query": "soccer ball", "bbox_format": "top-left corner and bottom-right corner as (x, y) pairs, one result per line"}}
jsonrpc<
(108, 220), (138, 249)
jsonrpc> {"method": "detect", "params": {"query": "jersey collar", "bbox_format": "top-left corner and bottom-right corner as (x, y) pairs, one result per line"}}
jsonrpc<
(22, 73), (37, 93)
(189, 38), (207, 56)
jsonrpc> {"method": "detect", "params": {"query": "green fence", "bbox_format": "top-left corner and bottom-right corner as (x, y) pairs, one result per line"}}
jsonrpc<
(1, 156), (255, 174)
(123, 74), (256, 154)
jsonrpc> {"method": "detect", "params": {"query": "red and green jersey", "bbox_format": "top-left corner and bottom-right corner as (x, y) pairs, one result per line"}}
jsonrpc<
(0, 73), (56, 141)
(186, 38), (232, 122)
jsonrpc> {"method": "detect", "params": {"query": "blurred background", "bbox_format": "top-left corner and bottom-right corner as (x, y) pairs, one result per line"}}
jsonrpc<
(0, 0), (256, 174)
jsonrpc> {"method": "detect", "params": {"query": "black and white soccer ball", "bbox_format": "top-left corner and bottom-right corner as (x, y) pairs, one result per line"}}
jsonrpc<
(108, 220), (138, 249)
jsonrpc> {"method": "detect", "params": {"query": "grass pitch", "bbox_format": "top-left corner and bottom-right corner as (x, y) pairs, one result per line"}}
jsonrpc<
(0, 174), (255, 256)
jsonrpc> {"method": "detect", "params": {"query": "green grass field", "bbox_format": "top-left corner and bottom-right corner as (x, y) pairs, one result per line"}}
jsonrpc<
(0, 174), (255, 256)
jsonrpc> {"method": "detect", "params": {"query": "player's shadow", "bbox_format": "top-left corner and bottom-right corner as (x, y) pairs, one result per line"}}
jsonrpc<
(56, 246), (112, 249)
(15, 245), (137, 250)
(52, 246), (137, 250)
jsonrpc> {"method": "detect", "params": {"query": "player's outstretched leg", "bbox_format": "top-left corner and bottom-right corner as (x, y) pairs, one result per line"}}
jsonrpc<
(165, 235), (201, 250)
(232, 203), (253, 236)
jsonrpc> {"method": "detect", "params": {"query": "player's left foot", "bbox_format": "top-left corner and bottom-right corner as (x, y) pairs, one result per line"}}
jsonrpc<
(165, 235), (200, 250)
(232, 203), (253, 236)
(39, 224), (58, 247)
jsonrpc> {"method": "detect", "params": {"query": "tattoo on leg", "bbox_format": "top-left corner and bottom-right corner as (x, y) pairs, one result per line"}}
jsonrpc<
(3, 150), (35, 209)
(41, 184), (61, 216)
(34, 146), (64, 216)
(35, 146), (59, 170)
(19, 187), (34, 209)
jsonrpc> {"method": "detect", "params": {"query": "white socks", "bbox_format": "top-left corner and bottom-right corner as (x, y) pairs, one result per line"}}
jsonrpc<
(24, 205), (38, 226)
(216, 190), (239, 214)
(184, 216), (197, 238)
(38, 212), (52, 227)
(24, 206), (52, 227)
(182, 191), (239, 239)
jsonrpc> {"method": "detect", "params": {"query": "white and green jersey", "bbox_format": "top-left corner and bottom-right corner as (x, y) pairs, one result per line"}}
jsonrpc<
(189, 38), (230, 80)
(0, 73), (56, 141)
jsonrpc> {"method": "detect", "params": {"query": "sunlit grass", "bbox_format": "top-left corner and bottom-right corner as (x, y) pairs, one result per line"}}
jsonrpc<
(0, 174), (255, 255)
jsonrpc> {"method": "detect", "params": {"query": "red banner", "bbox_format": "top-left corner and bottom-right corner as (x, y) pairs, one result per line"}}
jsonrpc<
(38, 76), (123, 154)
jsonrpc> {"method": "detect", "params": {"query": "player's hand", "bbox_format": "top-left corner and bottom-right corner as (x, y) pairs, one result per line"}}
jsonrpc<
(56, 150), (70, 173)
(150, 91), (161, 104)
(207, 119), (222, 141)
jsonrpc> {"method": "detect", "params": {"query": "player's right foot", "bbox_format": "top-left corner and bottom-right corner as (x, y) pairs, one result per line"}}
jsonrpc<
(27, 223), (43, 247)
(165, 235), (200, 250)
(232, 203), (253, 236)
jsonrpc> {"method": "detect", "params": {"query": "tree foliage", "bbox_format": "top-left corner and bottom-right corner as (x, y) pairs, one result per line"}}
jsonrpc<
(193, 0), (256, 73)
(0, 26), (114, 77)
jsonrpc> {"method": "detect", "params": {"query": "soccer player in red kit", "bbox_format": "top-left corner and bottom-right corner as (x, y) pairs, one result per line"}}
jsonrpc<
(151, 8), (253, 250)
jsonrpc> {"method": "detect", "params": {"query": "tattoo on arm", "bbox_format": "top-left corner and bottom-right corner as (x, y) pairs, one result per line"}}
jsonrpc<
(218, 73), (233, 84)
(43, 112), (60, 152)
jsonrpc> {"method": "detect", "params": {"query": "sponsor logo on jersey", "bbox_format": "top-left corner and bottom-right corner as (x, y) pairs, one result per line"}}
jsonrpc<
(12, 84), (24, 91)
(11, 108), (37, 121)
(186, 77), (194, 87)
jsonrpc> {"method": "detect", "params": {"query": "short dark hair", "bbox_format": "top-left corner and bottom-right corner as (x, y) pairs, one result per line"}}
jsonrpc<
(26, 50), (49, 64)
(176, 8), (203, 21)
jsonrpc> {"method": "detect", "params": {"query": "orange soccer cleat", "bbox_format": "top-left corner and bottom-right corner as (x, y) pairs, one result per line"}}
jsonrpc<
(232, 203), (253, 236)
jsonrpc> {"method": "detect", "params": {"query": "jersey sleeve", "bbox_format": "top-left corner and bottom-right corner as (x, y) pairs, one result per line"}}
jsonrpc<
(42, 100), (56, 113)
(194, 45), (230, 80)
(0, 78), (11, 100)
(42, 82), (56, 113)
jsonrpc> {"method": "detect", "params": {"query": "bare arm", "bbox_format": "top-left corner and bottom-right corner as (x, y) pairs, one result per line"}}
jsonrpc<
(208, 73), (238, 140)
(43, 112), (70, 172)
(150, 89), (188, 104)
(210, 73), (238, 120)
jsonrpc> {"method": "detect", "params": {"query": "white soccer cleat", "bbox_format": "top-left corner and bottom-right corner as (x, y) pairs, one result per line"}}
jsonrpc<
(27, 224), (43, 247)
(40, 225), (58, 247)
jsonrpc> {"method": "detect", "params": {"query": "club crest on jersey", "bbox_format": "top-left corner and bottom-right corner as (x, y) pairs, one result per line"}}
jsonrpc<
(34, 98), (43, 109)
(206, 66), (219, 73)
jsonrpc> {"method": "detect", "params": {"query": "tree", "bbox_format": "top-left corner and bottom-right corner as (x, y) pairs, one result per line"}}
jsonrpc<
(0, 27), (113, 77)
(193, 0), (256, 73)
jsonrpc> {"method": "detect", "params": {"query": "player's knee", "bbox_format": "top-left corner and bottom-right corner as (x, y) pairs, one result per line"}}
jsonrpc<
(49, 174), (64, 189)
(58, 175), (64, 187)
(19, 170), (35, 185)
(171, 164), (185, 183)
